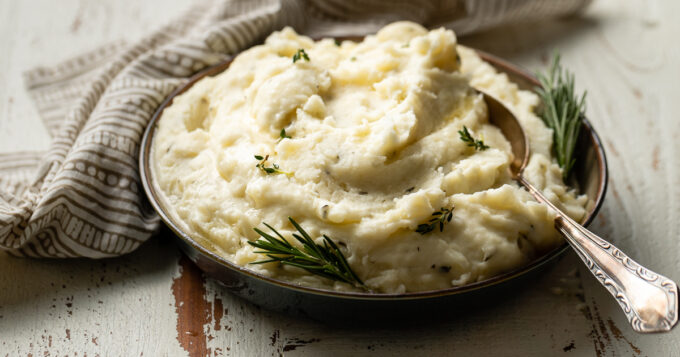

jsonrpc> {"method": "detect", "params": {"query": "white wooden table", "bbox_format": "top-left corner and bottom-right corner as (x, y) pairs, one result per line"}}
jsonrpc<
(1, 0), (678, 355)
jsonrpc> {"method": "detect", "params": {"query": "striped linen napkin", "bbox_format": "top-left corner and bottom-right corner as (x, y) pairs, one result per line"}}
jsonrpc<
(0, 0), (590, 258)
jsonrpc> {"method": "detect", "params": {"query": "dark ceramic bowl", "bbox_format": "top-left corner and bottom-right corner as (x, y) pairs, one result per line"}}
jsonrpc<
(139, 48), (608, 323)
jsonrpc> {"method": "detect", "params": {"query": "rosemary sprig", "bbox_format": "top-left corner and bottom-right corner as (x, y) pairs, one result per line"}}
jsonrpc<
(536, 53), (586, 180)
(292, 49), (310, 63)
(416, 206), (454, 235)
(254, 155), (287, 175)
(458, 126), (489, 151)
(248, 217), (365, 289)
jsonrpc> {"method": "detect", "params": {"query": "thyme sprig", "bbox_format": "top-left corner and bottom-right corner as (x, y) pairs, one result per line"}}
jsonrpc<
(254, 155), (287, 175)
(536, 53), (586, 180)
(458, 126), (489, 151)
(278, 128), (291, 142)
(292, 49), (310, 63)
(416, 206), (454, 235)
(248, 217), (365, 289)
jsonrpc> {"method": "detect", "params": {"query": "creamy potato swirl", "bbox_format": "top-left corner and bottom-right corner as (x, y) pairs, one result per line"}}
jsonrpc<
(152, 22), (587, 293)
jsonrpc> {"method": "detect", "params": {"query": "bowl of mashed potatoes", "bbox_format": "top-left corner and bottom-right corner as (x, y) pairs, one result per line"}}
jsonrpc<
(140, 22), (607, 320)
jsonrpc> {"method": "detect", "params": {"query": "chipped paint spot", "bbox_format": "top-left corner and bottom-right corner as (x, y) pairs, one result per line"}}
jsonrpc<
(70, 0), (85, 33)
(632, 88), (642, 99)
(607, 319), (641, 355)
(270, 330), (279, 346)
(609, 184), (625, 209)
(596, 213), (607, 228)
(282, 338), (321, 352)
(605, 139), (620, 158)
(172, 256), (209, 356)
(652, 145), (659, 171)
(213, 298), (224, 331)
(583, 297), (644, 356)
(582, 303), (604, 356)
(593, 304), (611, 344)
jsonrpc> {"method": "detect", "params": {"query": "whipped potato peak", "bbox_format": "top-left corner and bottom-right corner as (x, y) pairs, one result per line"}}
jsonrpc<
(152, 22), (588, 293)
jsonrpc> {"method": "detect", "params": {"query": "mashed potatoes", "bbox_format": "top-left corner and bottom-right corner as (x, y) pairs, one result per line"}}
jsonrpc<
(152, 22), (587, 293)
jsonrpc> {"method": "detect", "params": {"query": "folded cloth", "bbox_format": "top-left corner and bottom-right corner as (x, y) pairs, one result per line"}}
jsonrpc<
(0, 0), (590, 258)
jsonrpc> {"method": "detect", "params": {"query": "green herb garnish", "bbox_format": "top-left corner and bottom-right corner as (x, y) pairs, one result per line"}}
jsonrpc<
(292, 49), (310, 63)
(458, 126), (489, 151)
(416, 206), (454, 235)
(248, 217), (365, 289)
(536, 53), (586, 180)
(278, 128), (291, 142)
(254, 155), (287, 175)
(334, 39), (341, 47)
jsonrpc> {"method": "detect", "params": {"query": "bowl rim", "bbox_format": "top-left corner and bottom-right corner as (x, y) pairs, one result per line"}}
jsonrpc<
(139, 47), (608, 300)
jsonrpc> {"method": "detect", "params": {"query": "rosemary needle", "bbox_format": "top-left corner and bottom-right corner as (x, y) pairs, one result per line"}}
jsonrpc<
(536, 53), (586, 180)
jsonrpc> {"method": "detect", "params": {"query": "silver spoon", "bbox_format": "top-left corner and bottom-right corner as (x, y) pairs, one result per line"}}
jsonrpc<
(482, 92), (678, 333)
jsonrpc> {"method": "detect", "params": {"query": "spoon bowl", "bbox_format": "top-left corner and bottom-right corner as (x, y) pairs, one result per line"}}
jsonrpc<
(481, 91), (679, 333)
(483, 92), (529, 177)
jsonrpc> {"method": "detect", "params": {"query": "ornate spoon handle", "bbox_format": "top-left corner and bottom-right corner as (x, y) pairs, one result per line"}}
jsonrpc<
(518, 175), (678, 333)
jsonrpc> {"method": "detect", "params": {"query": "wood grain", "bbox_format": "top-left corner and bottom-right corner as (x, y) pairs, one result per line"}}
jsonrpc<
(1, 0), (679, 355)
(173, 256), (209, 356)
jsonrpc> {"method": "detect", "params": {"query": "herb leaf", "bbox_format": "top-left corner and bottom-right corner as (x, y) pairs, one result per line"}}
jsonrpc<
(536, 53), (586, 180)
(292, 49), (310, 63)
(278, 128), (291, 142)
(255, 154), (288, 175)
(458, 126), (489, 151)
(248, 217), (366, 289)
(416, 206), (454, 235)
